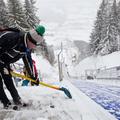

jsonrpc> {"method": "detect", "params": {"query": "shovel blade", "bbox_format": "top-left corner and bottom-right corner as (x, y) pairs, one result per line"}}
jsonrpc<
(60, 87), (72, 99)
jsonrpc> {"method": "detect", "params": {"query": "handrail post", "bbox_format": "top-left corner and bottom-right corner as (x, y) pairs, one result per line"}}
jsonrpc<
(58, 42), (63, 81)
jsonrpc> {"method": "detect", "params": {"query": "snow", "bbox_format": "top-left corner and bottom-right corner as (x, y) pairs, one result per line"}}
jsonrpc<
(0, 52), (118, 120)
(0, 81), (116, 120)
(1, 0), (120, 119)
(36, 0), (102, 43)
(72, 79), (120, 119)
(32, 54), (59, 83)
(68, 50), (120, 120)
(71, 51), (120, 77)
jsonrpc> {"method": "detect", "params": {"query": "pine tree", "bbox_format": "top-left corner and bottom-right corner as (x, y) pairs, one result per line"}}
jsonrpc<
(89, 0), (119, 55)
(24, 0), (40, 28)
(0, 0), (9, 27)
(30, 0), (40, 25)
(89, 0), (108, 55)
(100, 0), (119, 55)
(117, 1), (120, 50)
(7, 0), (29, 30)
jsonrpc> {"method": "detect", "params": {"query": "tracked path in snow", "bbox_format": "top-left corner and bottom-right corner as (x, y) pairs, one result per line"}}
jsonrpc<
(72, 80), (120, 120)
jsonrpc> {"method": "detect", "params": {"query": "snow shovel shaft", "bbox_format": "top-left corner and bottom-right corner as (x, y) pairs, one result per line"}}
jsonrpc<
(11, 71), (72, 99)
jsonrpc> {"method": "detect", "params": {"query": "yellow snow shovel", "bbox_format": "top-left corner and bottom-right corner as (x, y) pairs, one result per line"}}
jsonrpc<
(11, 71), (72, 99)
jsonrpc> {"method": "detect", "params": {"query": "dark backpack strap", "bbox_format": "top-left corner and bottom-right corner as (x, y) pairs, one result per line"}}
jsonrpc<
(0, 27), (20, 32)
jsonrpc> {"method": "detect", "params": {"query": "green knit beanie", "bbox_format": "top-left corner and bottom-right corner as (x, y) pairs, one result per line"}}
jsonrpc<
(35, 25), (45, 36)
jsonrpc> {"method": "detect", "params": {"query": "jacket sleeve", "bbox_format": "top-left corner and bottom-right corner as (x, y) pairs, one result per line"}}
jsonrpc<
(22, 49), (34, 79)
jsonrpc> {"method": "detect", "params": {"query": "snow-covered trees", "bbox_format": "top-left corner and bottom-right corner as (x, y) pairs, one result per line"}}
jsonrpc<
(0, 0), (40, 30)
(24, 0), (40, 28)
(7, 0), (30, 30)
(101, 0), (119, 54)
(117, 1), (120, 50)
(89, 0), (120, 55)
(0, 0), (9, 27)
(90, 0), (107, 55)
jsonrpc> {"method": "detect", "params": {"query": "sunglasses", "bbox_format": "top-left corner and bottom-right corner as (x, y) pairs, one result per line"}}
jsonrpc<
(27, 32), (44, 46)
(27, 32), (37, 45)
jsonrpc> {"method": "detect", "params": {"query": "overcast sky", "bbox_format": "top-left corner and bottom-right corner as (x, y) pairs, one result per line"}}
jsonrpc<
(36, 0), (102, 42)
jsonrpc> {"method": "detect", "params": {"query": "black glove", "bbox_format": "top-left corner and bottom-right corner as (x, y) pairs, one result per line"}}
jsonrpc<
(35, 78), (39, 86)
(31, 77), (39, 86)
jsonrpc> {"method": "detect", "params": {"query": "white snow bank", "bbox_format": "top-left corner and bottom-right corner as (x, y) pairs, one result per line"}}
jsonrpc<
(71, 51), (120, 76)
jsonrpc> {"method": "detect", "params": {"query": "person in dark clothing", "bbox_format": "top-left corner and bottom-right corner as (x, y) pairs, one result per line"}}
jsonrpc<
(0, 25), (45, 108)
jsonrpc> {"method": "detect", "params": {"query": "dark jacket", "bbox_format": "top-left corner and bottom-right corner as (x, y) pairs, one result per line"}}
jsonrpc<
(0, 28), (34, 78)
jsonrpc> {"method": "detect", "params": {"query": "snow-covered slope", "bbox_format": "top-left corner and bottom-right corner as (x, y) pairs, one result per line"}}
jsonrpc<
(0, 81), (117, 120)
(70, 51), (120, 77)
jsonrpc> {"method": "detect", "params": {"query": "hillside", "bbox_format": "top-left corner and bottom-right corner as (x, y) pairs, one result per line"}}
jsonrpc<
(69, 51), (120, 78)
